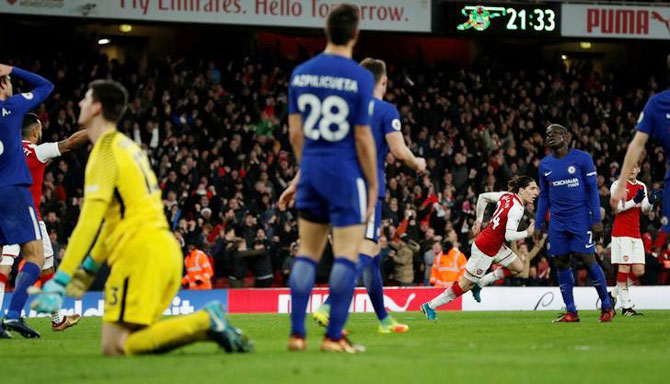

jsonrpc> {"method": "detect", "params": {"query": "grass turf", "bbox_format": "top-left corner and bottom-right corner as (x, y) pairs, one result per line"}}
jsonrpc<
(1, 310), (669, 384)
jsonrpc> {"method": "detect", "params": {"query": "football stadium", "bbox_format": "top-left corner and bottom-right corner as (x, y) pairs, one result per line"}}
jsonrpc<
(0, 0), (669, 383)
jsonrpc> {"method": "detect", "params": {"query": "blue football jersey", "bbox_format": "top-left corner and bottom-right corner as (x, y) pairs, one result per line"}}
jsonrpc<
(637, 90), (670, 177)
(0, 68), (54, 187)
(535, 149), (601, 229)
(370, 98), (401, 198)
(288, 53), (374, 161)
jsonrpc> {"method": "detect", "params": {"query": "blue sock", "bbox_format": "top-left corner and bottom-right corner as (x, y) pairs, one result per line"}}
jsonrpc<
(557, 268), (577, 313)
(588, 262), (612, 310)
(326, 258), (357, 340)
(322, 254), (372, 307)
(7, 261), (41, 319)
(289, 257), (317, 337)
(361, 254), (389, 322)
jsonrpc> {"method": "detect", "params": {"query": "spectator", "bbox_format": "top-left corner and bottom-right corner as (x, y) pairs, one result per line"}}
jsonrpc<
(388, 233), (420, 286)
(182, 245), (214, 290)
(428, 236), (466, 288)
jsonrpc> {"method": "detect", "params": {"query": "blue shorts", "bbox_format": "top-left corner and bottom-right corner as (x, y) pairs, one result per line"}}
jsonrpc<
(0, 185), (42, 246)
(296, 157), (366, 228)
(364, 199), (383, 242)
(662, 178), (670, 232)
(547, 217), (594, 256)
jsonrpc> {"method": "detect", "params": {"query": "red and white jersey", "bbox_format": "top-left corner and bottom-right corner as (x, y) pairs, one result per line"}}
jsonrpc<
(475, 192), (525, 257)
(610, 179), (649, 239)
(22, 140), (61, 221)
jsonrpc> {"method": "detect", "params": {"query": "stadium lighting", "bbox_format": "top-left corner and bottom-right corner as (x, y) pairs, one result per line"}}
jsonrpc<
(98, 38), (110, 45)
(119, 24), (133, 33)
(561, 54), (567, 61)
(579, 41), (592, 50)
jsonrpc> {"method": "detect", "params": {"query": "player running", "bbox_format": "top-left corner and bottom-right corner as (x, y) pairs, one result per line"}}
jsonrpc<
(0, 63), (53, 339)
(31, 79), (252, 356)
(610, 161), (661, 316)
(280, 58), (426, 334)
(285, 4), (378, 353)
(0, 113), (88, 334)
(420, 176), (538, 320)
(612, 54), (670, 246)
(534, 124), (614, 323)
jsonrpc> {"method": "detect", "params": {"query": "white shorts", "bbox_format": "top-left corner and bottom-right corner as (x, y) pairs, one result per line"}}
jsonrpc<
(465, 242), (517, 282)
(0, 221), (54, 270)
(610, 236), (645, 265)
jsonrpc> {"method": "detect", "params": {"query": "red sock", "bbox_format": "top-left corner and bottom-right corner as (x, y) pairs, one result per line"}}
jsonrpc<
(503, 269), (513, 278)
(617, 271), (629, 283)
(40, 272), (54, 285)
(0, 274), (7, 284)
(451, 282), (464, 297)
(628, 274), (638, 285)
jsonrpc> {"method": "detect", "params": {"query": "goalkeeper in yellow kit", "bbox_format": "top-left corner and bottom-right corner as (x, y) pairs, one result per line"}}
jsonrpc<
(31, 80), (252, 356)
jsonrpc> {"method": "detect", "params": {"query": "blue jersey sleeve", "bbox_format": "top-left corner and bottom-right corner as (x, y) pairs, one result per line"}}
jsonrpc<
(636, 97), (655, 136)
(353, 72), (374, 127)
(382, 104), (401, 136)
(287, 70), (298, 115)
(535, 162), (549, 230)
(5, 67), (54, 115)
(581, 153), (601, 224)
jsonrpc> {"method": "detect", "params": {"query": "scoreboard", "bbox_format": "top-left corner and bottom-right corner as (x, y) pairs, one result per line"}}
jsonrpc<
(440, 2), (562, 37)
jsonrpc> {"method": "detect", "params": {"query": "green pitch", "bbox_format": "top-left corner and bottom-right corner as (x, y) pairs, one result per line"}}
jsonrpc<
(1, 311), (669, 384)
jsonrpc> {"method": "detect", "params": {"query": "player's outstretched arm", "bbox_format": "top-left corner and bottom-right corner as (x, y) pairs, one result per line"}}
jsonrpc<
(354, 124), (378, 220)
(386, 131), (426, 173)
(613, 131), (649, 209)
(58, 129), (90, 154)
(2, 64), (54, 113)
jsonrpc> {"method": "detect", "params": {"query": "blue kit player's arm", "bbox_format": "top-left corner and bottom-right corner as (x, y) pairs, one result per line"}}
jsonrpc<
(353, 74), (378, 218)
(385, 105), (424, 171)
(613, 98), (653, 208)
(582, 153), (601, 225)
(5, 67), (54, 115)
(534, 164), (549, 231)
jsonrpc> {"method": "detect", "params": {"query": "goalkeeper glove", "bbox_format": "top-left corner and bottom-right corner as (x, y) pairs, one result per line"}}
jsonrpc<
(649, 189), (663, 205)
(66, 256), (100, 299)
(31, 271), (69, 314)
(633, 188), (646, 204)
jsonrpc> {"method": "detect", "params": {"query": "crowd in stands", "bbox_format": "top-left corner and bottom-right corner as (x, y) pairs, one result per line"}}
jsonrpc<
(4, 46), (670, 289)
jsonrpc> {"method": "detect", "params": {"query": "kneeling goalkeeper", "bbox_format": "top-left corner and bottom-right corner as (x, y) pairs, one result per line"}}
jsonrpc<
(31, 80), (252, 356)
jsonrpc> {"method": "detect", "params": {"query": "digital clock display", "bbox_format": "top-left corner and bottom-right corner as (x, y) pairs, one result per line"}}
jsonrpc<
(451, 3), (561, 36)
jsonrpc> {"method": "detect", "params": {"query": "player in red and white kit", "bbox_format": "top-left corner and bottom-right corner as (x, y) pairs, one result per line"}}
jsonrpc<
(421, 176), (539, 320)
(609, 161), (661, 316)
(0, 113), (88, 331)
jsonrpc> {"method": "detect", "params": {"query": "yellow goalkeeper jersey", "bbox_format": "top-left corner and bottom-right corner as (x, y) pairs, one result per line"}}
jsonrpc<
(59, 128), (168, 275)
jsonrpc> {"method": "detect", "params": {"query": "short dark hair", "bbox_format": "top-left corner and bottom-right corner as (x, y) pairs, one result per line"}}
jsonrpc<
(547, 123), (568, 134)
(508, 175), (535, 193)
(325, 4), (359, 45)
(360, 58), (386, 84)
(89, 79), (128, 122)
(22, 113), (41, 138)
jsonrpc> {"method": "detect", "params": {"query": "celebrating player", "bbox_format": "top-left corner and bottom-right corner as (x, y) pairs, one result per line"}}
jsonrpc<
(612, 54), (670, 245)
(0, 64), (53, 339)
(30, 80), (252, 356)
(298, 58), (426, 334)
(420, 176), (538, 320)
(285, 4), (378, 353)
(0, 113), (88, 334)
(467, 186), (537, 303)
(610, 161), (661, 316)
(534, 124), (614, 323)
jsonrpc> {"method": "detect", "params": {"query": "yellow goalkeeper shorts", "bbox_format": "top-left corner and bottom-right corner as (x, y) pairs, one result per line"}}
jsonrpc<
(103, 229), (182, 325)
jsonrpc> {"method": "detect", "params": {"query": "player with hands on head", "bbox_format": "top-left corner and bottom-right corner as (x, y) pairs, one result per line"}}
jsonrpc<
(0, 63), (54, 339)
